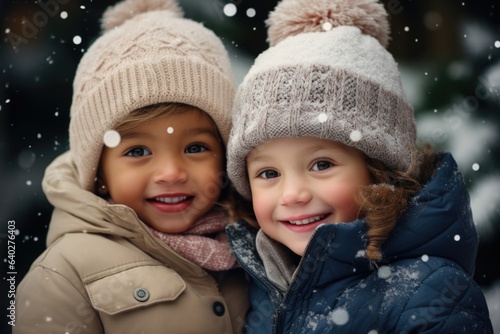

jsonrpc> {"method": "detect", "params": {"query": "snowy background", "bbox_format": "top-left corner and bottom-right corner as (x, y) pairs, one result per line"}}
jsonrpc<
(1, 0), (499, 333)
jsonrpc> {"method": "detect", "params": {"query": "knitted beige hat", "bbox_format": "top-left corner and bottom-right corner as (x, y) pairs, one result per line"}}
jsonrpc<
(227, 0), (418, 199)
(69, 0), (235, 191)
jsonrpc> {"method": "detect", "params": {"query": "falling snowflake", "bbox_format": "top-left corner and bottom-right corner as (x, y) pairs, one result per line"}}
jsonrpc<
(246, 8), (256, 18)
(350, 130), (362, 142)
(318, 113), (328, 123)
(223, 4), (237, 17)
(103, 130), (121, 148)
(322, 22), (333, 31)
(328, 308), (349, 326)
(378, 266), (392, 280)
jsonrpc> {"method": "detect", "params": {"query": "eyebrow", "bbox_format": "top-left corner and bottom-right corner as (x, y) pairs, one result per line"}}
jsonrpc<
(119, 131), (153, 141)
(185, 126), (219, 138)
(246, 152), (267, 164)
(248, 144), (328, 163)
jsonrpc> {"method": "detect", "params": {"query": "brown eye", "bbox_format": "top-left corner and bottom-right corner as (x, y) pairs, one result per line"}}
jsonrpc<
(258, 170), (280, 179)
(185, 144), (208, 154)
(126, 147), (151, 157)
(311, 160), (333, 171)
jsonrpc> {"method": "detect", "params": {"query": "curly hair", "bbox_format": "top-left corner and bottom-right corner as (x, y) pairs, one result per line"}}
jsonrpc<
(357, 144), (438, 261)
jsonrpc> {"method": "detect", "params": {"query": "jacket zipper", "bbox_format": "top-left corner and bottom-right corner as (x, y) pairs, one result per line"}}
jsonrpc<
(271, 240), (318, 333)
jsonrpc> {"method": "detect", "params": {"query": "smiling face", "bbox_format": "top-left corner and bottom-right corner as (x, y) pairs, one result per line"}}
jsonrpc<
(246, 137), (372, 256)
(100, 106), (224, 233)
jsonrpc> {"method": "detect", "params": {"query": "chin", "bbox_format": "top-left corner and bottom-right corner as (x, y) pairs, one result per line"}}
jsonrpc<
(288, 245), (306, 257)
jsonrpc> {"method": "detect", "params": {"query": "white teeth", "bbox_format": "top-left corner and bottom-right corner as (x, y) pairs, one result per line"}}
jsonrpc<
(155, 196), (187, 204)
(288, 215), (324, 225)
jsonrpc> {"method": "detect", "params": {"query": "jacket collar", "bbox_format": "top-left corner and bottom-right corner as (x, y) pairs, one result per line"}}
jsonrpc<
(382, 152), (477, 275)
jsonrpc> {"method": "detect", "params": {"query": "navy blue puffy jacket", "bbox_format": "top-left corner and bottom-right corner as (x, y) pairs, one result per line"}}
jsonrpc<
(227, 153), (493, 333)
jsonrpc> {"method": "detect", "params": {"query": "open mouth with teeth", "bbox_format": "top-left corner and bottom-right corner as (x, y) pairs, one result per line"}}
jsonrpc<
(286, 214), (328, 226)
(147, 195), (194, 213)
(153, 196), (189, 204)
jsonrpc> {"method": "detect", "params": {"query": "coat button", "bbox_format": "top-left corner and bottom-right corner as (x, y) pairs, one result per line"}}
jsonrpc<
(212, 301), (225, 317)
(134, 288), (150, 302)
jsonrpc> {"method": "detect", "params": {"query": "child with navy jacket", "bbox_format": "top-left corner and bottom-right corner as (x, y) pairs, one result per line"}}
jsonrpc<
(225, 0), (493, 332)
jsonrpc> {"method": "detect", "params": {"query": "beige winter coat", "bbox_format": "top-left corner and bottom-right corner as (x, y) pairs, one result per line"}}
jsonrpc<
(15, 152), (249, 333)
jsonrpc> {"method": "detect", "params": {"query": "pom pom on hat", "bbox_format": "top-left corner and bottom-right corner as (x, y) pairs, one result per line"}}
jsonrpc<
(266, 0), (390, 48)
(101, 0), (183, 32)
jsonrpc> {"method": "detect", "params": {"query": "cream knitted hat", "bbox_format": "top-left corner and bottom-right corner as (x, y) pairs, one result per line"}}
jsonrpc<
(70, 0), (235, 191)
(227, 0), (418, 199)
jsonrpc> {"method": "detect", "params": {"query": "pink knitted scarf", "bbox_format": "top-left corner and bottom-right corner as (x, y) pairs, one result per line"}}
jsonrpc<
(150, 208), (237, 271)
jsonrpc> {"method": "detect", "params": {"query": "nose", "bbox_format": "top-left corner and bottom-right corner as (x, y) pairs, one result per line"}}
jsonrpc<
(152, 156), (188, 184)
(279, 175), (312, 206)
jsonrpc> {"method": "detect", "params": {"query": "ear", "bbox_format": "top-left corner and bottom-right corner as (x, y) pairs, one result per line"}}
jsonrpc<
(95, 176), (109, 196)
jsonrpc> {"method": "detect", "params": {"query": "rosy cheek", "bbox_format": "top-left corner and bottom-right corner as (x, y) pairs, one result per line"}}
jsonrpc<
(326, 185), (361, 218)
(252, 193), (270, 223)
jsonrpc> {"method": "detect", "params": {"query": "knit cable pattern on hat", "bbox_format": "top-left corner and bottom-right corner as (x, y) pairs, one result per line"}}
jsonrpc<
(229, 65), (416, 199)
